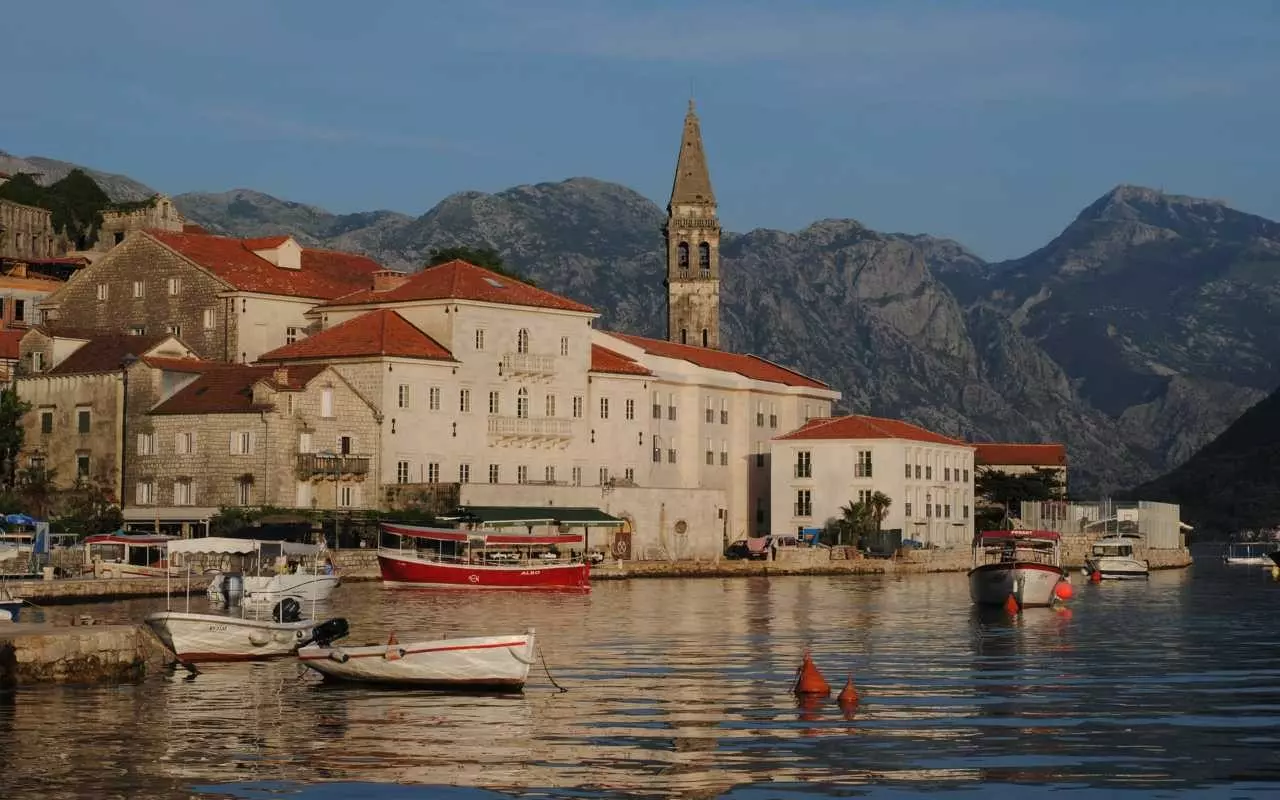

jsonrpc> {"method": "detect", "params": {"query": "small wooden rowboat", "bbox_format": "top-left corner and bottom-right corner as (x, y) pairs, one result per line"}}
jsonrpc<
(297, 628), (537, 691)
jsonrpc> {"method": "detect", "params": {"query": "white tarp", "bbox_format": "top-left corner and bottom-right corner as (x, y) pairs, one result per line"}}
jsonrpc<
(166, 537), (323, 556)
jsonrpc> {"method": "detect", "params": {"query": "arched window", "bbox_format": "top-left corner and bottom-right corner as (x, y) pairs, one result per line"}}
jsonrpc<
(698, 242), (711, 274)
(516, 328), (530, 354)
(517, 388), (529, 419)
(677, 242), (690, 269)
(702, 329), (709, 348)
(680, 328), (688, 344)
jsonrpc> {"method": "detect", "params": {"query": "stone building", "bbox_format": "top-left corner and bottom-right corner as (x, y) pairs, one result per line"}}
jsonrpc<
(0, 198), (65, 261)
(665, 100), (723, 350)
(92, 195), (186, 251)
(36, 230), (382, 363)
(0, 262), (66, 328)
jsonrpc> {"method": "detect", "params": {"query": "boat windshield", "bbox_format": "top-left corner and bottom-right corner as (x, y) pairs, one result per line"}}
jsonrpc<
(1092, 544), (1133, 557)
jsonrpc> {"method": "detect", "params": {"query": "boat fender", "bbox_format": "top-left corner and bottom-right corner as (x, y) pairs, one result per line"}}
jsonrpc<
(248, 631), (271, 646)
(384, 647), (405, 661)
(330, 650), (349, 663)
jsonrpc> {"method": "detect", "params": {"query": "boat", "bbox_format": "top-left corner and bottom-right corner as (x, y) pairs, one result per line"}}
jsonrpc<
(0, 587), (22, 622)
(144, 537), (348, 663)
(1084, 533), (1150, 579)
(968, 529), (1069, 608)
(203, 538), (340, 606)
(377, 523), (590, 590)
(83, 532), (178, 578)
(299, 628), (536, 690)
(1222, 538), (1279, 566)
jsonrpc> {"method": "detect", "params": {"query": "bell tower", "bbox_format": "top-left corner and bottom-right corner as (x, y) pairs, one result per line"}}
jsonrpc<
(664, 99), (721, 349)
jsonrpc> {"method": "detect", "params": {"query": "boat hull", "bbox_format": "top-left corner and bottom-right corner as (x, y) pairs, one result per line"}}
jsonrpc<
(969, 562), (1066, 607)
(144, 611), (316, 662)
(299, 630), (536, 690)
(207, 573), (341, 605)
(1084, 556), (1150, 579)
(1223, 556), (1273, 566)
(0, 599), (21, 622)
(378, 550), (589, 590)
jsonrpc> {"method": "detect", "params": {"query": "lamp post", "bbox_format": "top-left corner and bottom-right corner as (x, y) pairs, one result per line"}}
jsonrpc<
(119, 353), (137, 513)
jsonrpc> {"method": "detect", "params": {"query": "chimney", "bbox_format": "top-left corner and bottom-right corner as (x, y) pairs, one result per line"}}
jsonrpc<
(273, 367), (289, 386)
(372, 269), (409, 291)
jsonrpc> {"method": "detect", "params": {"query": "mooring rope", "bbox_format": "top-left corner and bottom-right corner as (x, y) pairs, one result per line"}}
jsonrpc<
(538, 645), (568, 693)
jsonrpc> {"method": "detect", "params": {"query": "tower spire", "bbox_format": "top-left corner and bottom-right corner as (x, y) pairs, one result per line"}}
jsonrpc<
(664, 100), (722, 349)
(669, 99), (716, 210)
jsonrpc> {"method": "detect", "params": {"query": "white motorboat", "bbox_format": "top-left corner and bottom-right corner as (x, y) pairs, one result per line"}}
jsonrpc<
(1085, 533), (1150, 579)
(968, 529), (1069, 608)
(0, 587), (22, 622)
(203, 538), (340, 606)
(1222, 539), (1279, 566)
(298, 628), (536, 690)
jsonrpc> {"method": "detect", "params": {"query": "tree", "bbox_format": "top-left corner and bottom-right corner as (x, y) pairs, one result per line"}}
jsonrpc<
(426, 246), (537, 286)
(974, 467), (1065, 531)
(838, 500), (877, 547)
(54, 479), (123, 536)
(0, 388), (31, 490)
(16, 464), (57, 520)
(866, 491), (892, 531)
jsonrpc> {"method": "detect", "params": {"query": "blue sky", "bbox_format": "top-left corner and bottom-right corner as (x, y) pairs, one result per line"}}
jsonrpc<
(4, 1), (1278, 259)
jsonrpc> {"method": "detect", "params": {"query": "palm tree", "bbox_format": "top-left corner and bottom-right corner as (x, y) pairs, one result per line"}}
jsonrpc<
(867, 492), (892, 532)
(839, 501), (871, 547)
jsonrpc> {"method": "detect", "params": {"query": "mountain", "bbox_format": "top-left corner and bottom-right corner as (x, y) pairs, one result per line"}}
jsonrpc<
(0, 151), (157, 202)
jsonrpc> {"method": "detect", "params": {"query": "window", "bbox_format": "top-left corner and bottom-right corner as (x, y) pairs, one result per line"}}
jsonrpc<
(905, 463), (913, 478)
(599, 466), (609, 486)
(517, 388), (529, 419)
(858, 489), (872, 505)
(705, 397), (714, 423)
(286, 326), (300, 345)
(795, 489), (812, 517)
(905, 502), (914, 517)
(396, 461), (410, 484)
(136, 481), (155, 505)
(545, 465), (556, 483)
(475, 329), (485, 350)
(488, 464), (499, 484)
(203, 309), (216, 330)
(77, 408), (91, 434)
(963, 469), (970, 483)
(769, 403), (778, 429)
(944, 504), (951, 519)
(926, 465), (933, 480)
(174, 480), (194, 506)
(756, 402), (764, 427)
(667, 393), (677, 421)
(720, 440), (728, 466)
(545, 394), (556, 417)
(428, 386), (441, 411)
(338, 435), (352, 455)
(458, 463), (470, 484)
(228, 432), (250, 455)
(720, 398), (728, 424)
(963, 504), (970, 519)
(698, 242), (711, 272)
(624, 467), (635, 482)
(40, 410), (52, 434)
(572, 396), (583, 419)
(31, 352), (44, 373)
(680, 329), (688, 345)
(702, 329), (709, 348)
(668, 448), (677, 463)
(914, 464), (922, 479)
(755, 442), (765, 468)
(677, 241), (690, 269)
(652, 390), (661, 419)
(517, 465), (528, 484)
(168, 277), (181, 295)
(926, 503), (933, 518)
(175, 432), (194, 455)
(652, 446), (661, 463)
(459, 388), (471, 413)
(299, 432), (312, 453)
(96, 283), (108, 301)
(132, 280), (145, 298)
(516, 328), (530, 354)
(936, 503), (942, 518)
(560, 336), (569, 357)
(136, 433), (157, 455)
(129, 326), (146, 336)
(625, 398), (635, 420)
(114, 231), (124, 245)
(599, 398), (609, 419)
(572, 466), (582, 486)
(320, 389), (334, 418)
(944, 467), (952, 481)
(795, 451), (811, 478)
(855, 450), (872, 478)
(237, 479), (252, 506)
(398, 384), (411, 409)
(76, 453), (90, 479)
(427, 462), (440, 483)
(705, 438), (714, 465)
(166, 324), (181, 337)
(489, 391), (500, 415)
(339, 485), (355, 508)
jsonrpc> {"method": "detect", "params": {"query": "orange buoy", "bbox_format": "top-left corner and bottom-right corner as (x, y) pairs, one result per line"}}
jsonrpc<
(837, 673), (859, 706)
(793, 650), (831, 696)
(1053, 581), (1074, 602)
(1090, 570), (1103, 584)
(1003, 594), (1020, 615)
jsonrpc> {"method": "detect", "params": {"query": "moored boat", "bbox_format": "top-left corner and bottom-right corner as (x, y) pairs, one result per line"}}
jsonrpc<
(0, 587), (22, 622)
(299, 628), (536, 690)
(378, 523), (589, 590)
(202, 538), (340, 606)
(1085, 533), (1150, 579)
(83, 532), (177, 579)
(968, 529), (1068, 608)
(1222, 537), (1279, 566)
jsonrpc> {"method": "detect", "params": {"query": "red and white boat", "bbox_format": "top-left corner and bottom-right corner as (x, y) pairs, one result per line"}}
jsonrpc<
(377, 523), (590, 590)
(968, 529), (1069, 608)
(83, 532), (178, 578)
(298, 628), (537, 690)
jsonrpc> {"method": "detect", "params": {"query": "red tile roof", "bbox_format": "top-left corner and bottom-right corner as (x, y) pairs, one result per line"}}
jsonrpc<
(146, 231), (382, 300)
(150, 364), (327, 415)
(322, 260), (595, 314)
(609, 333), (829, 390)
(140, 355), (211, 373)
(0, 329), (23, 360)
(775, 414), (967, 446)
(257, 309), (455, 363)
(590, 344), (652, 376)
(974, 443), (1067, 467)
(47, 334), (172, 376)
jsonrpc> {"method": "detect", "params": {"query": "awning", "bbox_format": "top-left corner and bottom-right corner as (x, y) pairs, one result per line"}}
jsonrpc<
(123, 507), (219, 523)
(449, 506), (625, 528)
(167, 537), (322, 556)
(84, 533), (174, 546)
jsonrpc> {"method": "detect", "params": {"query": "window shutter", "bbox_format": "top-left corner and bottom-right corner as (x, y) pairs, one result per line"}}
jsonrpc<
(135, 483), (145, 504)
(248, 432), (256, 454)
(136, 433), (145, 454)
(229, 433), (237, 454)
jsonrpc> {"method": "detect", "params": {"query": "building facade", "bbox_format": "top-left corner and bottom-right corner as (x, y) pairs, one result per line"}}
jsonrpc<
(92, 195), (186, 251)
(771, 415), (976, 548)
(665, 100), (722, 350)
(0, 199), (65, 261)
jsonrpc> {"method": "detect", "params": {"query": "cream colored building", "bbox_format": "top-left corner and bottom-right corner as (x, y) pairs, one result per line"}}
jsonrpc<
(771, 415), (976, 548)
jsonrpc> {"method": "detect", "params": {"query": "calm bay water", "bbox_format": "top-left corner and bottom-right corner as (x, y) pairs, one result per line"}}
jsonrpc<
(3, 547), (1280, 799)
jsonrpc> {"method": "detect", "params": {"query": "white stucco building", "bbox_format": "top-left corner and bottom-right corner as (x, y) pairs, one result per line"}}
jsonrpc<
(771, 415), (976, 548)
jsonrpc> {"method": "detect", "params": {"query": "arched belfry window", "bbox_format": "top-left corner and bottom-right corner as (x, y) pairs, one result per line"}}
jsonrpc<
(677, 242), (690, 269)
(698, 242), (711, 274)
(680, 329), (688, 344)
(702, 329), (709, 348)
(517, 328), (530, 354)
(517, 387), (529, 418)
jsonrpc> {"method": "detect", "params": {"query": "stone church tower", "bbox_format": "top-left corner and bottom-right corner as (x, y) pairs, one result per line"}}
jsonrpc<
(664, 100), (722, 349)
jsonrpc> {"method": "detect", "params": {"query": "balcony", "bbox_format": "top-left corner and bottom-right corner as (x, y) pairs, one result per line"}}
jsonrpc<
(501, 352), (555, 377)
(487, 415), (573, 443)
(298, 453), (370, 479)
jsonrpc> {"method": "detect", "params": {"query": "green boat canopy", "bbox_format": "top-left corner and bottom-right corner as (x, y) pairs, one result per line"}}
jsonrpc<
(446, 506), (625, 528)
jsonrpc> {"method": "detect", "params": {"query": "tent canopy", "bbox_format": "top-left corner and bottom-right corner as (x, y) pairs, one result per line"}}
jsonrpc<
(166, 537), (323, 556)
(447, 506), (625, 529)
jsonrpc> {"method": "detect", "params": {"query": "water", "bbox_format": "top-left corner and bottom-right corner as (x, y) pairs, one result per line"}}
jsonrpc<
(3, 548), (1280, 799)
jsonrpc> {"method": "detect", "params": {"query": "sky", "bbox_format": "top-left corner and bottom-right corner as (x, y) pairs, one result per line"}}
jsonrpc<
(4, 0), (1278, 260)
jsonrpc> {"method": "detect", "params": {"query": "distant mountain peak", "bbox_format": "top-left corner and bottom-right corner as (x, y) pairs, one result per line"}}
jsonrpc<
(1078, 184), (1231, 225)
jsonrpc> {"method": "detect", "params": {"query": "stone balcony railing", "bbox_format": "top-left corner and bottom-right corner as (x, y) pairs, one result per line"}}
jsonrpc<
(501, 352), (555, 377)
(297, 453), (371, 478)
(487, 416), (573, 442)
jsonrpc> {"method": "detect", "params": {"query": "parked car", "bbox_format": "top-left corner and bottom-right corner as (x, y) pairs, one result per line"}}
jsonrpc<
(725, 539), (768, 560)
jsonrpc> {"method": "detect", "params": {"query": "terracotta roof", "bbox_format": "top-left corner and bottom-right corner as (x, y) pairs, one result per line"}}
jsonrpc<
(46, 334), (171, 376)
(775, 414), (968, 446)
(181, 223), (210, 235)
(974, 443), (1067, 467)
(322, 260), (595, 314)
(590, 344), (652, 376)
(608, 333), (829, 389)
(0, 329), (23, 360)
(140, 356), (211, 373)
(150, 364), (327, 415)
(257, 310), (455, 363)
(145, 231), (382, 300)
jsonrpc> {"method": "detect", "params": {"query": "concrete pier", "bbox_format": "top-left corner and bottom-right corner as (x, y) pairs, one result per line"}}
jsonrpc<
(3, 575), (211, 605)
(0, 623), (171, 688)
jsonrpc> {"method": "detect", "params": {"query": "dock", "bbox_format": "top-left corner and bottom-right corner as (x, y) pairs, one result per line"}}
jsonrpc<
(3, 575), (211, 605)
(0, 623), (171, 688)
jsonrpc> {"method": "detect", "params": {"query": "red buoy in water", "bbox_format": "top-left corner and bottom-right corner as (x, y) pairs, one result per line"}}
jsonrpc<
(1003, 594), (1020, 615)
(1053, 581), (1074, 601)
(793, 651), (831, 696)
(1090, 570), (1103, 584)
(837, 673), (859, 706)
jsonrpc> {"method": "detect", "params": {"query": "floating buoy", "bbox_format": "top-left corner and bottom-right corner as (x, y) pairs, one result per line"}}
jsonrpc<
(387, 631), (398, 646)
(793, 650), (831, 696)
(1053, 581), (1073, 602)
(837, 673), (859, 706)
(1003, 594), (1020, 615)
(1090, 570), (1103, 584)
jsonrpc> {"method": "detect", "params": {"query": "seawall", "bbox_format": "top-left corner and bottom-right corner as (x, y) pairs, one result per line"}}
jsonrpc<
(0, 623), (172, 688)
(5, 575), (211, 605)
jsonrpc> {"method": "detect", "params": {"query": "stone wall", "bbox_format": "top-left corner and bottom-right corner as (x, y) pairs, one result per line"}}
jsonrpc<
(17, 367), (124, 491)
(93, 196), (184, 251)
(0, 198), (63, 260)
(0, 623), (171, 687)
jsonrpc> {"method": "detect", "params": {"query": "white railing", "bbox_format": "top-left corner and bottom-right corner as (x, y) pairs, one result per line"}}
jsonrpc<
(487, 416), (573, 439)
(502, 352), (556, 375)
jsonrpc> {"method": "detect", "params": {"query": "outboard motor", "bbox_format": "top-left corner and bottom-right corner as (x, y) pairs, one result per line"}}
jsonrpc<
(272, 597), (303, 623)
(221, 573), (244, 608)
(299, 617), (350, 648)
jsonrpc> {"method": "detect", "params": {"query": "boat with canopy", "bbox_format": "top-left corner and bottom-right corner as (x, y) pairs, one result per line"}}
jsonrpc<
(201, 537), (340, 606)
(377, 523), (590, 590)
(83, 532), (177, 578)
(968, 529), (1069, 608)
